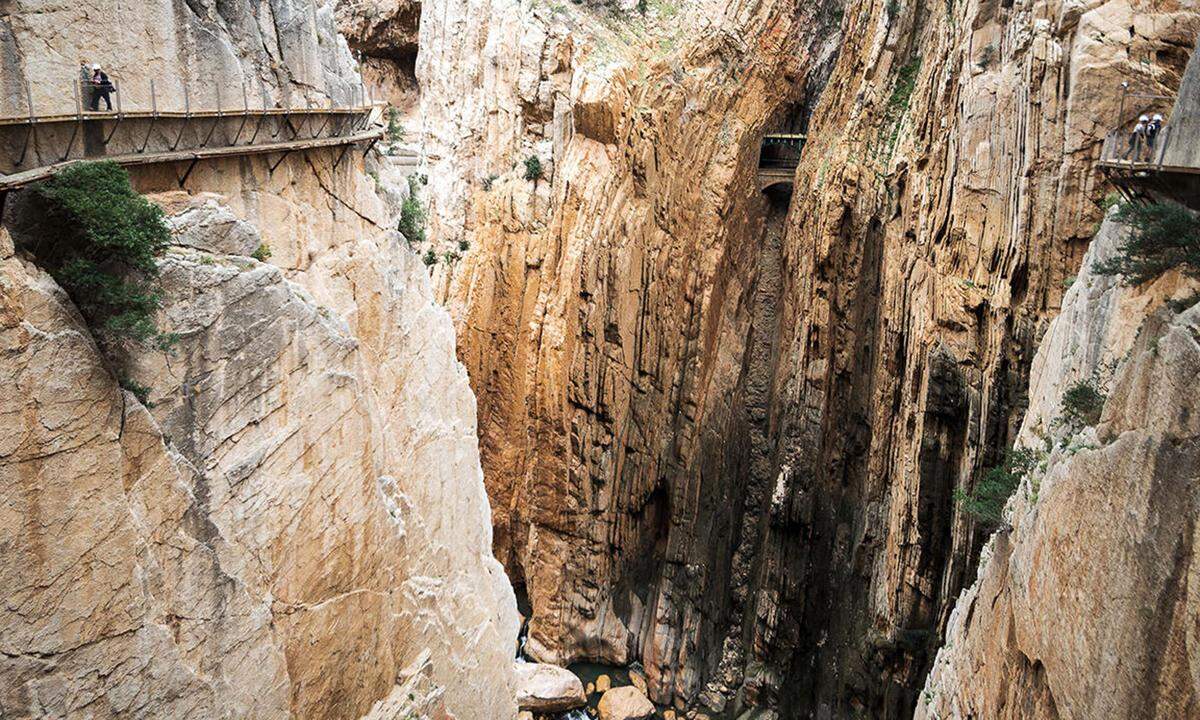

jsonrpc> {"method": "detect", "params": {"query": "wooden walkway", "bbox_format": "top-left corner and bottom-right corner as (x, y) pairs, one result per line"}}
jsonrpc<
(757, 134), (805, 191)
(0, 127), (384, 192)
(0, 104), (385, 192)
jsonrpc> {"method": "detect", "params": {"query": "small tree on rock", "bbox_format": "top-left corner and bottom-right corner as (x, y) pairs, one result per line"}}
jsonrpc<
(29, 161), (172, 349)
(1097, 201), (1200, 285)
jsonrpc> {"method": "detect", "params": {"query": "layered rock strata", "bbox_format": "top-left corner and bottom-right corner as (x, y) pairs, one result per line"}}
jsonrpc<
(403, 0), (1200, 715)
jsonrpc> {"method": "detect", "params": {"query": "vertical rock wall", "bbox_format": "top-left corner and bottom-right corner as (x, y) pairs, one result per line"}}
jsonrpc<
(916, 216), (1200, 720)
(0, 2), (519, 718)
(410, 0), (1200, 714)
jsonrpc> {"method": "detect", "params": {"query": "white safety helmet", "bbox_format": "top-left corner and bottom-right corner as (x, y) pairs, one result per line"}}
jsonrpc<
(92, 63), (101, 70)
(1153, 113), (1163, 121)
(1138, 115), (1149, 122)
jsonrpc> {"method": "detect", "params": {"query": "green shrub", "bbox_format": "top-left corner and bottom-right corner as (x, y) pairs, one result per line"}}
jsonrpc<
(386, 107), (404, 143)
(458, 239), (470, 252)
(29, 161), (172, 348)
(886, 56), (922, 120)
(523, 155), (544, 182)
(482, 173), (499, 191)
(422, 249), (437, 266)
(119, 373), (154, 407)
(442, 250), (461, 265)
(1060, 378), (1106, 430)
(1096, 201), (1200, 285)
(886, 0), (901, 21)
(399, 195), (426, 244)
(251, 243), (272, 262)
(398, 175), (427, 245)
(955, 448), (1039, 527)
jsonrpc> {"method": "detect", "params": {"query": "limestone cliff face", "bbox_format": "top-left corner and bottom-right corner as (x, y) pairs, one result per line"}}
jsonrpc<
(0, 0), (361, 115)
(916, 216), (1200, 720)
(399, 0), (1199, 714)
(411, 0), (843, 710)
(0, 2), (518, 718)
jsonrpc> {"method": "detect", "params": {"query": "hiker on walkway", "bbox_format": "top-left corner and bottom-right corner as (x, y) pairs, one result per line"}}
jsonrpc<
(1123, 115), (1148, 161)
(1146, 113), (1164, 158)
(89, 64), (115, 111)
(79, 62), (94, 108)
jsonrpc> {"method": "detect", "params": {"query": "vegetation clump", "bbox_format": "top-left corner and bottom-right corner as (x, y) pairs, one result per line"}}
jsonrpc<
(886, 56), (922, 120)
(1060, 378), (1106, 431)
(251, 243), (272, 262)
(523, 155), (544, 182)
(399, 175), (427, 245)
(1096, 201), (1200, 285)
(386, 107), (405, 144)
(30, 161), (172, 348)
(422, 249), (437, 266)
(955, 448), (1040, 528)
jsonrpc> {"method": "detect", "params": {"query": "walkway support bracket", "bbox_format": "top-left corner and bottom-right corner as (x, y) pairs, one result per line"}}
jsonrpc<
(177, 156), (201, 188)
(101, 79), (125, 145)
(269, 149), (293, 175)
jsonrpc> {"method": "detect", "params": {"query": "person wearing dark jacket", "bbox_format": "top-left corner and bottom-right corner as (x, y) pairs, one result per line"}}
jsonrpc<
(89, 64), (114, 111)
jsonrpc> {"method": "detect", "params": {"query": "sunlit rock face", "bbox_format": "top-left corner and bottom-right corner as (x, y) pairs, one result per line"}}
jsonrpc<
(0, 1), (519, 718)
(917, 215), (1200, 720)
(0, 0), (361, 115)
(395, 0), (1200, 714)
(0, 171), (519, 720)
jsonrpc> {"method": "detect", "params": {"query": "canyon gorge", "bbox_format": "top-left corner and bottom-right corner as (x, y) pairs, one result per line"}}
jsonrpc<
(1, 0), (1199, 719)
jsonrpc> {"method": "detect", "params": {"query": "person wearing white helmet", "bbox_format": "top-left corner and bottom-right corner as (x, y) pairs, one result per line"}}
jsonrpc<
(1124, 115), (1149, 162)
(88, 63), (115, 112)
(1146, 112), (1164, 158)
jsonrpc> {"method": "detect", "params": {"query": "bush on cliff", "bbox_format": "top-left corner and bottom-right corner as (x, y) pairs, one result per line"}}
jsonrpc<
(399, 175), (426, 244)
(955, 448), (1039, 528)
(524, 155), (544, 181)
(29, 161), (172, 348)
(1060, 377), (1106, 430)
(1097, 201), (1200, 285)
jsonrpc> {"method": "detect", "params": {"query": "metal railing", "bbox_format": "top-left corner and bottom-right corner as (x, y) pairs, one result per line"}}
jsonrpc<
(1098, 124), (1173, 170)
(2, 72), (373, 123)
(1097, 87), (1175, 171)
(759, 134), (805, 171)
(1, 73), (384, 179)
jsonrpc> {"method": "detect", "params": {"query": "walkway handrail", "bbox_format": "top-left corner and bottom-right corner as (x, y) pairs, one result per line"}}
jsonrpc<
(1, 73), (378, 126)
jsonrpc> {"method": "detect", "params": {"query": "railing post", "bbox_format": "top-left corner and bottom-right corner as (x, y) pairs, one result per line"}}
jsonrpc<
(137, 79), (158, 153)
(171, 80), (191, 150)
(16, 82), (39, 166)
(232, 82), (249, 144)
(102, 79), (124, 144)
(62, 81), (82, 160)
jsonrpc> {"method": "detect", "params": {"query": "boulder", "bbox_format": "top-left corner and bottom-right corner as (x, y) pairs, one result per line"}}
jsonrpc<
(598, 686), (656, 720)
(514, 662), (586, 713)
